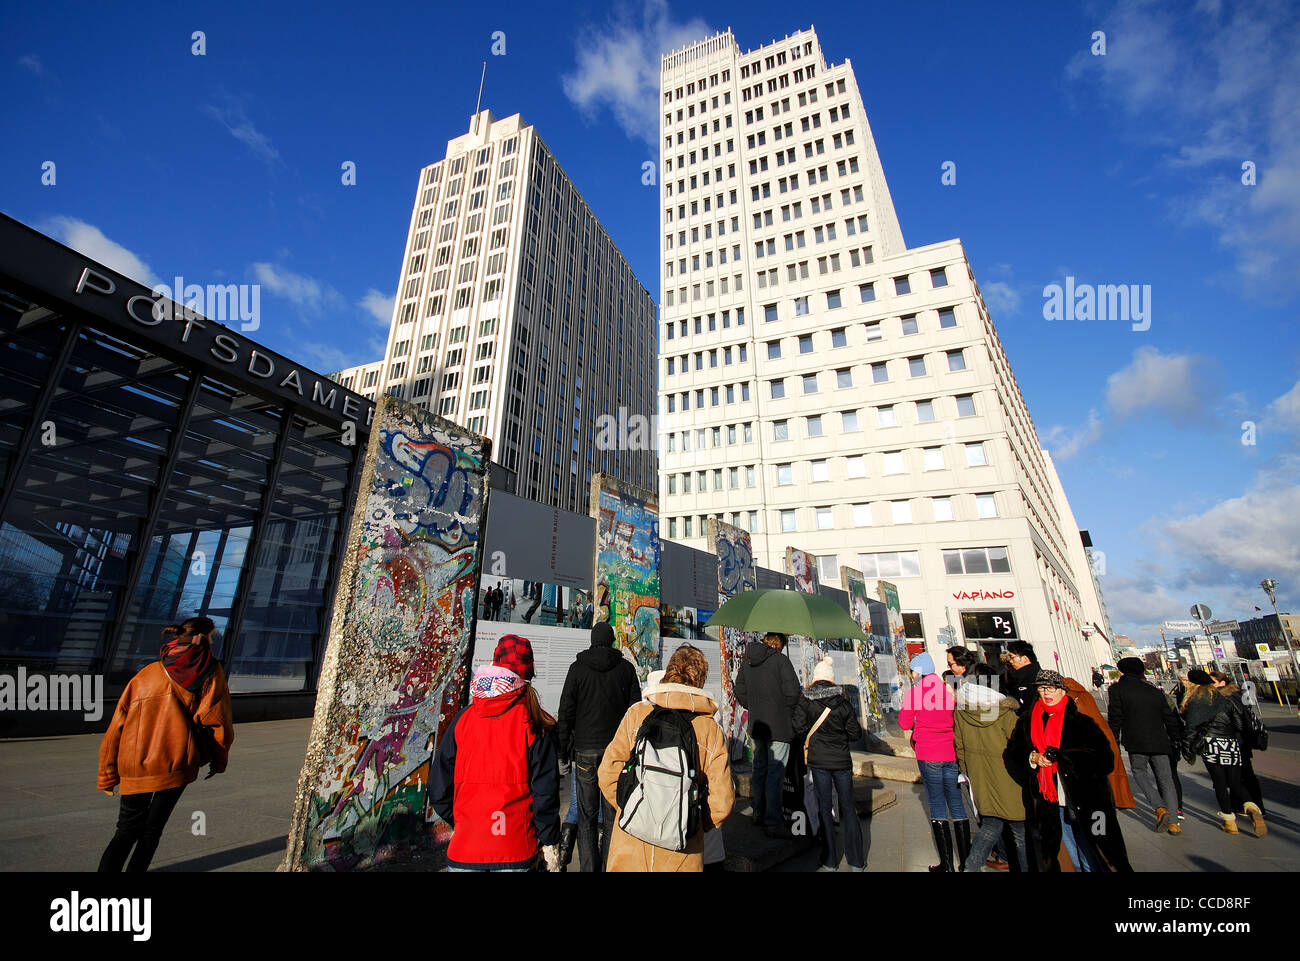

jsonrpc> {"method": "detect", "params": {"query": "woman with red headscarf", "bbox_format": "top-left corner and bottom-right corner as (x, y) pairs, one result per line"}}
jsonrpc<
(97, 616), (234, 871)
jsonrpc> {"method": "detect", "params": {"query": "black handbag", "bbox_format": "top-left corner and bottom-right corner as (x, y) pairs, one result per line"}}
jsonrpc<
(1182, 723), (1207, 764)
(1245, 704), (1269, 752)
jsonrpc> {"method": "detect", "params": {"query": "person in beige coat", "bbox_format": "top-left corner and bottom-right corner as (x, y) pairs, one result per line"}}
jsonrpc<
(599, 645), (734, 872)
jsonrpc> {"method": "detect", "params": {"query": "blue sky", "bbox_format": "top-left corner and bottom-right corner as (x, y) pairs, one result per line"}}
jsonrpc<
(4, 0), (1298, 641)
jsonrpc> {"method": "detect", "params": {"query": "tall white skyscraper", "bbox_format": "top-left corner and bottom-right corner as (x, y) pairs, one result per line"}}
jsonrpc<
(334, 110), (657, 511)
(658, 28), (1102, 677)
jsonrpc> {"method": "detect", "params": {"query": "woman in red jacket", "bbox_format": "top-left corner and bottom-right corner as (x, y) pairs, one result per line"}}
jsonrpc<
(97, 616), (234, 872)
(431, 634), (561, 871)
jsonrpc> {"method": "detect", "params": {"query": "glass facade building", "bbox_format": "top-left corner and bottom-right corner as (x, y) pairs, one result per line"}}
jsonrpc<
(0, 215), (376, 731)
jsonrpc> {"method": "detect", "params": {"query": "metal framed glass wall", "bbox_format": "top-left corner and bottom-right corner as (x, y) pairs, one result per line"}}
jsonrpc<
(0, 280), (365, 700)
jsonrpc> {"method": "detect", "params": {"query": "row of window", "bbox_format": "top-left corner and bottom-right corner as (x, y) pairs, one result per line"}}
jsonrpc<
(765, 356), (972, 398)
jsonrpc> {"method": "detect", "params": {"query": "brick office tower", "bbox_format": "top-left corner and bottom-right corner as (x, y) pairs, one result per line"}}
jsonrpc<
(334, 110), (657, 511)
(657, 27), (1104, 677)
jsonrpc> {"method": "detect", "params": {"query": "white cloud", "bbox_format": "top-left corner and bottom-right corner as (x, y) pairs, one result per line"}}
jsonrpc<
(18, 54), (44, 76)
(982, 280), (1021, 317)
(1265, 379), (1300, 432)
(204, 101), (281, 167)
(1065, 0), (1300, 291)
(1044, 408), (1104, 460)
(562, 0), (715, 147)
(250, 263), (340, 311)
(359, 289), (395, 328)
(1104, 346), (1207, 425)
(41, 216), (160, 287)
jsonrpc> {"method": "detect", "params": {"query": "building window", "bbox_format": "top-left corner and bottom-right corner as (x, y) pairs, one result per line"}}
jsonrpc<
(826, 290), (842, 309)
(865, 321), (882, 343)
(780, 509), (797, 532)
(947, 349), (967, 372)
(923, 447), (945, 471)
(841, 410), (859, 432)
(807, 414), (823, 436)
(976, 493), (998, 518)
(894, 275), (911, 295)
(901, 315), (919, 336)
(883, 451), (904, 475)
(939, 308), (957, 329)
(811, 460), (829, 482)
(767, 340), (782, 359)
(891, 501), (912, 524)
(932, 496), (954, 521)
(799, 334), (813, 353)
(668, 517), (678, 538)
(930, 267), (948, 288)
(966, 442), (988, 466)
(956, 394), (976, 417)
(877, 405), (897, 428)
(765, 303), (779, 322)
(859, 282), (876, 302)
(871, 362), (888, 384)
(942, 547), (1011, 575)
(846, 454), (866, 478)
(774, 420), (790, 441)
(831, 327), (847, 348)
(836, 368), (852, 389)
(816, 506), (834, 529)
(794, 295), (809, 315)
(916, 399), (936, 422)
(777, 463), (794, 485)
(852, 503), (872, 526)
(858, 550), (921, 578)
(816, 555), (839, 582)
(908, 355), (927, 378)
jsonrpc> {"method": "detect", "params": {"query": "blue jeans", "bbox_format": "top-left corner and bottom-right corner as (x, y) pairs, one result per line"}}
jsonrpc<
(564, 763), (606, 826)
(1059, 808), (1101, 872)
(918, 760), (966, 821)
(965, 817), (1026, 872)
(751, 739), (790, 827)
(812, 768), (864, 870)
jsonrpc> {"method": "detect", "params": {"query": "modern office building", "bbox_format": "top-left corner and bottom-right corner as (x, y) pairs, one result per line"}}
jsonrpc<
(0, 214), (376, 734)
(657, 27), (1102, 677)
(333, 110), (658, 512)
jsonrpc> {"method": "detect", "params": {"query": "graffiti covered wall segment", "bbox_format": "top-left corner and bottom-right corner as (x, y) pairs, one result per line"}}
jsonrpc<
(283, 397), (490, 870)
(841, 566), (883, 733)
(590, 474), (660, 680)
(709, 518), (757, 752)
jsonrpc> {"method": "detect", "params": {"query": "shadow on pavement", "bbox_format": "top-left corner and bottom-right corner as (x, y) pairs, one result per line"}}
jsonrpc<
(155, 836), (287, 872)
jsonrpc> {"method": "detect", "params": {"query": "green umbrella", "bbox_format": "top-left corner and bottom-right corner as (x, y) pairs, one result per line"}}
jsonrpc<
(705, 589), (869, 642)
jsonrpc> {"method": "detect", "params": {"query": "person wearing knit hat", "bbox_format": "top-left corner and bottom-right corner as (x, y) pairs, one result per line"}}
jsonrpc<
(793, 657), (864, 870)
(1004, 670), (1132, 872)
(899, 649), (969, 871)
(1186, 668), (1213, 687)
(555, 619), (642, 871)
(431, 634), (560, 872)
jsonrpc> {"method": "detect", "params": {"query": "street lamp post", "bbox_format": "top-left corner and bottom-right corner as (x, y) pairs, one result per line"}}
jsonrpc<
(1261, 578), (1300, 708)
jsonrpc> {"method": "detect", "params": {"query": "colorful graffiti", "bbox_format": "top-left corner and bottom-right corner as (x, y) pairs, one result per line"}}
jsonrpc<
(709, 518), (758, 756)
(841, 566), (883, 733)
(590, 474), (660, 681)
(877, 579), (911, 692)
(283, 397), (490, 871)
(785, 546), (825, 685)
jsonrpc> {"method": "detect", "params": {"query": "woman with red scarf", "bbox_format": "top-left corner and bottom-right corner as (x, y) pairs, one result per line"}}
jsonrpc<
(97, 616), (234, 871)
(1004, 670), (1132, 872)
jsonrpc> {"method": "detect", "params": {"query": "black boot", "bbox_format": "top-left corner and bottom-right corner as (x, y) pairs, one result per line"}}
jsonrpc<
(558, 823), (577, 873)
(953, 819), (972, 873)
(928, 820), (954, 873)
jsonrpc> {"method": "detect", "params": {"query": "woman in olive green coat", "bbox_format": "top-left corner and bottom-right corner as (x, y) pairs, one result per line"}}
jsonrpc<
(954, 680), (1027, 871)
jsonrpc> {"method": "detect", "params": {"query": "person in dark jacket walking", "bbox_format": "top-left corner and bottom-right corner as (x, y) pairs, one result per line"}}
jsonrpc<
(1107, 657), (1182, 834)
(1213, 672), (1267, 822)
(1003, 641), (1041, 714)
(794, 658), (864, 871)
(1004, 670), (1132, 873)
(1181, 670), (1260, 837)
(556, 621), (642, 871)
(431, 634), (560, 871)
(734, 632), (801, 837)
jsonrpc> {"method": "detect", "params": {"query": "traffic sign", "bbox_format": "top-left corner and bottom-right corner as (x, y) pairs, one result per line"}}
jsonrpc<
(1162, 619), (1202, 634)
(1190, 603), (1212, 622)
(1255, 643), (1271, 657)
(1207, 619), (1239, 634)
(1263, 667), (1281, 682)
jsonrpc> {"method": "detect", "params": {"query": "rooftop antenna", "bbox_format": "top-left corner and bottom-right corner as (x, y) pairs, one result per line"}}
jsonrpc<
(474, 60), (487, 133)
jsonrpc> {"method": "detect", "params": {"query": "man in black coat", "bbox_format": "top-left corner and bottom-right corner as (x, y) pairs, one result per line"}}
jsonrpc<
(734, 632), (801, 837)
(1107, 657), (1182, 833)
(556, 621), (641, 871)
(1003, 641), (1040, 714)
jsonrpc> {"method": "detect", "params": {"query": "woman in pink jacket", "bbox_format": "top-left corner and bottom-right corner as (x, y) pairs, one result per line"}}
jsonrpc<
(898, 652), (969, 872)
